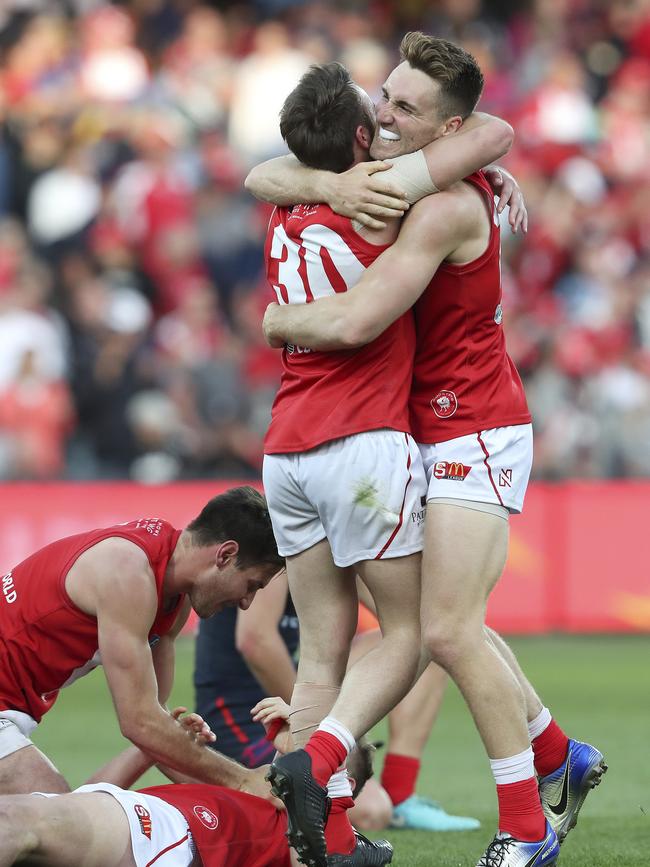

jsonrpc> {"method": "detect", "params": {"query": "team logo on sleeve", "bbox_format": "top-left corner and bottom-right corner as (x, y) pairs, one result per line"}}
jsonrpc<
(193, 805), (219, 830)
(134, 804), (152, 839)
(433, 461), (472, 481)
(431, 390), (458, 418)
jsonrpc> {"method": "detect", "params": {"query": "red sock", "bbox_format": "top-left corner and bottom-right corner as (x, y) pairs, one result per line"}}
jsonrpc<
(496, 777), (546, 842)
(532, 719), (569, 778)
(381, 753), (420, 807)
(304, 731), (349, 787)
(324, 797), (355, 855)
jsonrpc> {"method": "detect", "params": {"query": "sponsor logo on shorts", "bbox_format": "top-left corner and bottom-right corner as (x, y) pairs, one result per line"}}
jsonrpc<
(2, 572), (17, 605)
(410, 508), (426, 526)
(193, 805), (219, 830)
(431, 390), (457, 419)
(433, 461), (472, 481)
(134, 804), (152, 839)
(498, 469), (513, 488)
(494, 304), (503, 325)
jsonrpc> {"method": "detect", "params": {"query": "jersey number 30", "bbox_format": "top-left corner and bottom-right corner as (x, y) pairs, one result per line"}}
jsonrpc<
(268, 223), (365, 305)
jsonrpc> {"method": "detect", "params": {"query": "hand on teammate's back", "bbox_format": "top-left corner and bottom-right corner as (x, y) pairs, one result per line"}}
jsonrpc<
(483, 166), (528, 234)
(328, 161), (410, 230)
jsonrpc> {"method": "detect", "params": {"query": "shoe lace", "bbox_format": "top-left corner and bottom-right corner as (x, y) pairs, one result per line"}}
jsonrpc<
(477, 835), (517, 867)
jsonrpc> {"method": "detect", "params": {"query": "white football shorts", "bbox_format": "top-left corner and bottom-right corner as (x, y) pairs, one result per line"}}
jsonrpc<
(37, 783), (195, 867)
(418, 424), (533, 514)
(263, 429), (428, 567)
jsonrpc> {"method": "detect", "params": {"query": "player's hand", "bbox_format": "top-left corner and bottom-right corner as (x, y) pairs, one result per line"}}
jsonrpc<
(171, 706), (216, 745)
(240, 765), (285, 809)
(251, 696), (294, 754)
(484, 166), (528, 234)
(328, 161), (409, 230)
(251, 696), (291, 726)
(263, 302), (285, 349)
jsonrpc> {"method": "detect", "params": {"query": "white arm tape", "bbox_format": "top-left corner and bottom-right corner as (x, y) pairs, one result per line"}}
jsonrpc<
(383, 149), (438, 205)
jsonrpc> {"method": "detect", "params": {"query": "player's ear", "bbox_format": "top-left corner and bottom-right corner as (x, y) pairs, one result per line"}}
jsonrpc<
(355, 123), (372, 150)
(440, 114), (463, 136)
(215, 540), (239, 568)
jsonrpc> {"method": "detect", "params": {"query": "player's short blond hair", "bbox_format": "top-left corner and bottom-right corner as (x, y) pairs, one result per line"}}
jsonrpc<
(399, 31), (484, 120)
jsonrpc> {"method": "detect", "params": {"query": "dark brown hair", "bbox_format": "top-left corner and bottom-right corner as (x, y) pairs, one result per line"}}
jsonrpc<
(399, 31), (484, 120)
(280, 62), (374, 173)
(187, 486), (283, 571)
(347, 738), (375, 799)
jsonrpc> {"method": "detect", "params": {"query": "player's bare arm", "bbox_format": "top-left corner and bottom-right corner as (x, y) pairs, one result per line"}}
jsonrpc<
(263, 189), (475, 351)
(150, 597), (191, 705)
(245, 111), (512, 229)
(235, 571), (296, 703)
(246, 154), (410, 228)
(86, 544), (265, 794)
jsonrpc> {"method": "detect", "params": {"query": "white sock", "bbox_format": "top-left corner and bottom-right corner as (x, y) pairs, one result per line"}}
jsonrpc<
(318, 716), (356, 755)
(490, 747), (535, 785)
(528, 706), (552, 742)
(327, 768), (354, 799)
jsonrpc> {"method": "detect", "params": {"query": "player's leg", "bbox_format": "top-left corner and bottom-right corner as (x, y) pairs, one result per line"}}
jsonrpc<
(383, 660), (481, 832)
(0, 792), (134, 867)
(485, 627), (607, 842)
(422, 504), (527, 755)
(0, 718), (70, 794)
(421, 503), (560, 866)
(268, 431), (425, 866)
(419, 426), (559, 865)
(286, 540), (357, 721)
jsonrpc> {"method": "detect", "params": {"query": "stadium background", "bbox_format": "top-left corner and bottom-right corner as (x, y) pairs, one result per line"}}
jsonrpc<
(0, 1), (648, 865)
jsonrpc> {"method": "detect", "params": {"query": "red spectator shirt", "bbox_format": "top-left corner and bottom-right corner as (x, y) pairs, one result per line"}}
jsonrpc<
(263, 204), (415, 454)
(139, 784), (291, 867)
(0, 520), (183, 722)
(410, 172), (531, 443)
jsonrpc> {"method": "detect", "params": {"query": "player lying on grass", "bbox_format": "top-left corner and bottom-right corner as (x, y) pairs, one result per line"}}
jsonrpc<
(0, 486), (283, 801)
(0, 703), (391, 867)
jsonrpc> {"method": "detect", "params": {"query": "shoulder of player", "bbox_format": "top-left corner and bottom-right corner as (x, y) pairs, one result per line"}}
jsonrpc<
(398, 184), (475, 246)
(85, 537), (156, 592)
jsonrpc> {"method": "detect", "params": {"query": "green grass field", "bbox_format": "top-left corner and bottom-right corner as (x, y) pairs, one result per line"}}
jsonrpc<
(33, 635), (649, 865)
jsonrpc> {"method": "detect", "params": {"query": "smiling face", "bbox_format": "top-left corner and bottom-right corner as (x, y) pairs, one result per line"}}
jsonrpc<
(370, 61), (450, 160)
(190, 555), (280, 619)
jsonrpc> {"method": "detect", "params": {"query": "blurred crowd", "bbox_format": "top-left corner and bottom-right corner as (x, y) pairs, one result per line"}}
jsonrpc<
(1, 0), (650, 481)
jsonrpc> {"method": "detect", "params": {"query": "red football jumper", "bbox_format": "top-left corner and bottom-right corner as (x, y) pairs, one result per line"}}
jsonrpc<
(0, 519), (183, 722)
(263, 204), (415, 454)
(410, 171), (531, 444)
(138, 784), (291, 867)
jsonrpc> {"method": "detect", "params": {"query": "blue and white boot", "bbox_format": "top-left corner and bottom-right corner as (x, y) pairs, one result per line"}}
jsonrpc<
(538, 739), (607, 843)
(476, 821), (560, 866)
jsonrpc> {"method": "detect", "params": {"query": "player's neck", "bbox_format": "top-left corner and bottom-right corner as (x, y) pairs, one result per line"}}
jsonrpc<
(163, 530), (200, 595)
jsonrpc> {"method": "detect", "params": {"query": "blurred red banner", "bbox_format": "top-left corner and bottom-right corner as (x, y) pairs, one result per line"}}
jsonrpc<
(0, 481), (647, 633)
